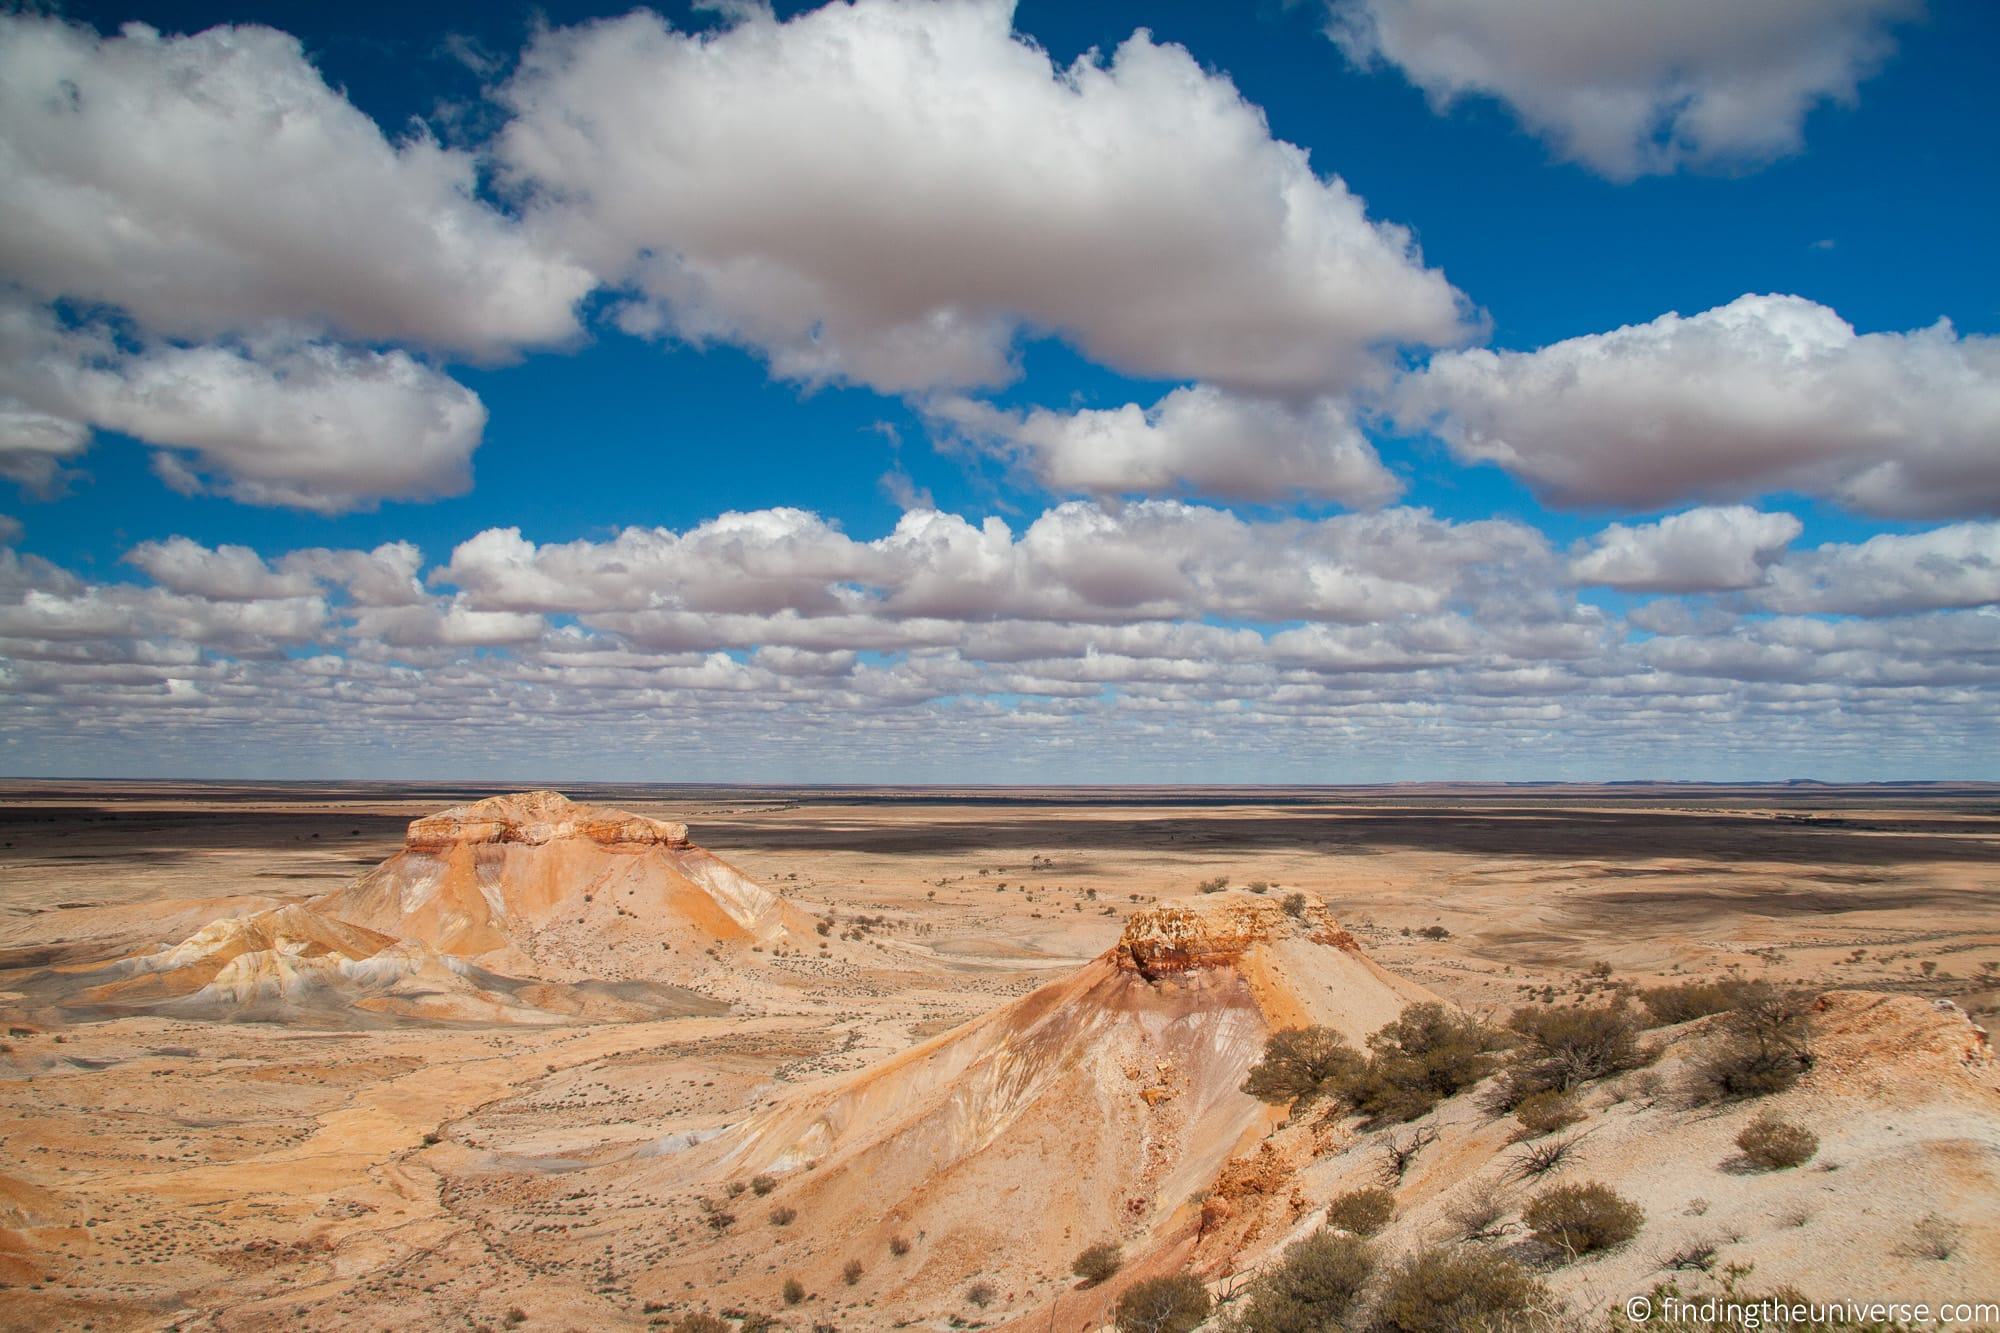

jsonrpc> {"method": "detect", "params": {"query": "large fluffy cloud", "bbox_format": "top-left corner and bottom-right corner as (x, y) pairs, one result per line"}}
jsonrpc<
(1571, 506), (1801, 593)
(928, 388), (1400, 504)
(0, 14), (591, 356)
(1403, 295), (2000, 518)
(495, 0), (1468, 396)
(1327, 0), (1920, 178)
(0, 299), (486, 513)
(1756, 522), (2000, 615)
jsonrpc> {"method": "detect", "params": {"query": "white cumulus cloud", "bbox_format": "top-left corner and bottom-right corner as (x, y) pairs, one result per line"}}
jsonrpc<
(1403, 294), (2000, 518)
(496, 0), (1468, 396)
(1327, 0), (1920, 178)
(1571, 506), (1802, 592)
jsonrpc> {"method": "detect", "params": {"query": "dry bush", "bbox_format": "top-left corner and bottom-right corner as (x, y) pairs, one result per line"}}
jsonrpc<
(749, 1174), (777, 1196)
(1686, 983), (1815, 1103)
(1114, 1274), (1211, 1333)
(1379, 1126), (1440, 1183)
(1509, 1129), (1587, 1179)
(1443, 1181), (1516, 1242)
(887, 1234), (911, 1256)
(1198, 876), (1231, 893)
(671, 1316), (731, 1333)
(1242, 1026), (1363, 1109)
(781, 1278), (805, 1306)
(1340, 1003), (1507, 1124)
(1497, 1003), (1650, 1107)
(1072, 1242), (1123, 1285)
(965, 1280), (997, 1308)
(1523, 1181), (1645, 1257)
(1735, 1114), (1818, 1169)
(842, 1259), (864, 1286)
(1904, 1213), (1962, 1261)
(1324, 1185), (1395, 1237)
(1638, 981), (1744, 1027)
(1372, 1244), (1547, 1333)
(768, 1206), (797, 1227)
(1512, 1090), (1584, 1138)
(1281, 892), (1309, 918)
(1661, 1238), (1719, 1272)
(1230, 1229), (1374, 1332)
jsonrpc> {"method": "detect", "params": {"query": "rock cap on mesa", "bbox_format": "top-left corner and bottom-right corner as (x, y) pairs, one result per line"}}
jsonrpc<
(403, 790), (689, 851)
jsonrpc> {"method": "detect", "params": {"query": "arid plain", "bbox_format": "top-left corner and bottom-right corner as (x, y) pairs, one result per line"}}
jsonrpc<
(2, 782), (1996, 1331)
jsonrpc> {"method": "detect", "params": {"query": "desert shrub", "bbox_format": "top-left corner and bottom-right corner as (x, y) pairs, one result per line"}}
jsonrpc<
(965, 1280), (997, 1308)
(1735, 1114), (1818, 1169)
(1114, 1274), (1212, 1333)
(1523, 1181), (1644, 1256)
(1638, 981), (1743, 1027)
(1378, 1126), (1439, 1183)
(1335, 1003), (1506, 1124)
(1905, 1213), (1962, 1261)
(1231, 1229), (1374, 1333)
(887, 1234), (911, 1256)
(1497, 1002), (1649, 1106)
(1281, 892), (1308, 918)
(1372, 1245), (1546, 1333)
(670, 1316), (730, 1333)
(1512, 1090), (1584, 1137)
(1324, 1185), (1395, 1236)
(1242, 1026), (1364, 1109)
(1072, 1242), (1123, 1285)
(1443, 1181), (1515, 1243)
(749, 1174), (777, 1196)
(769, 1206), (797, 1227)
(1198, 876), (1231, 894)
(781, 1278), (805, 1305)
(1418, 925), (1451, 940)
(842, 1258), (865, 1285)
(1687, 984), (1815, 1102)
(1508, 1130), (1585, 1179)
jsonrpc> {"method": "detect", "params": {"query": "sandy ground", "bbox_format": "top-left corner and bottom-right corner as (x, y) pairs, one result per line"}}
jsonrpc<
(0, 782), (1996, 1330)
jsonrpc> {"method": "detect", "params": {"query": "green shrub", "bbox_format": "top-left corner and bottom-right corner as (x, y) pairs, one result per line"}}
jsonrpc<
(1341, 1003), (1506, 1123)
(1072, 1242), (1122, 1285)
(1242, 1026), (1364, 1109)
(1114, 1274), (1212, 1333)
(1497, 1003), (1649, 1106)
(1523, 1181), (1644, 1256)
(1735, 1114), (1818, 1169)
(1688, 984), (1815, 1102)
(1324, 1185), (1395, 1237)
(1230, 1230), (1374, 1332)
(1373, 1245), (1546, 1333)
(1512, 1090), (1584, 1137)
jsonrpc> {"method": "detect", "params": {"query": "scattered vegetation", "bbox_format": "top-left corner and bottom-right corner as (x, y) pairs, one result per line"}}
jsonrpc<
(1114, 1274), (1212, 1333)
(965, 1280), (997, 1308)
(1904, 1213), (1962, 1261)
(1523, 1181), (1645, 1257)
(749, 1174), (777, 1196)
(1243, 1005), (1503, 1125)
(1638, 981), (1744, 1027)
(1281, 893), (1308, 918)
(1323, 1185), (1395, 1237)
(887, 1234), (911, 1257)
(1735, 1114), (1818, 1169)
(781, 1278), (805, 1305)
(1228, 1229), (1374, 1332)
(1372, 1245), (1546, 1333)
(769, 1206), (797, 1227)
(670, 1315), (730, 1333)
(842, 1259), (865, 1285)
(1197, 876), (1231, 893)
(1072, 1242), (1123, 1285)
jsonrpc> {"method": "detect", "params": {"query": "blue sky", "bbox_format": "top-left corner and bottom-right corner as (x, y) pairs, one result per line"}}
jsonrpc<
(2, 0), (1997, 780)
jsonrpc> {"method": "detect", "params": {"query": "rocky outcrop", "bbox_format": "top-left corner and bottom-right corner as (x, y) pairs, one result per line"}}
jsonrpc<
(403, 790), (690, 852)
(1115, 895), (1359, 978)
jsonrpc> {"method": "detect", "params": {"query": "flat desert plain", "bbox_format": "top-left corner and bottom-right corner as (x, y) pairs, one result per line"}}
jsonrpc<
(1, 782), (1996, 1331)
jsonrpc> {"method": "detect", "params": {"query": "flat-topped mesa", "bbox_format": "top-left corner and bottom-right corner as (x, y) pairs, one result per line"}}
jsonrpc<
(404, 790), (689, 852)
(1116, 891), (1361, 979)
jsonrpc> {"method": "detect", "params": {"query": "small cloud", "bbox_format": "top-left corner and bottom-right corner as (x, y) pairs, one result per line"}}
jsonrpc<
(0, 514), (21, 545)
(879, 466), (934, 512)
(1810, 238), (1837, 251)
